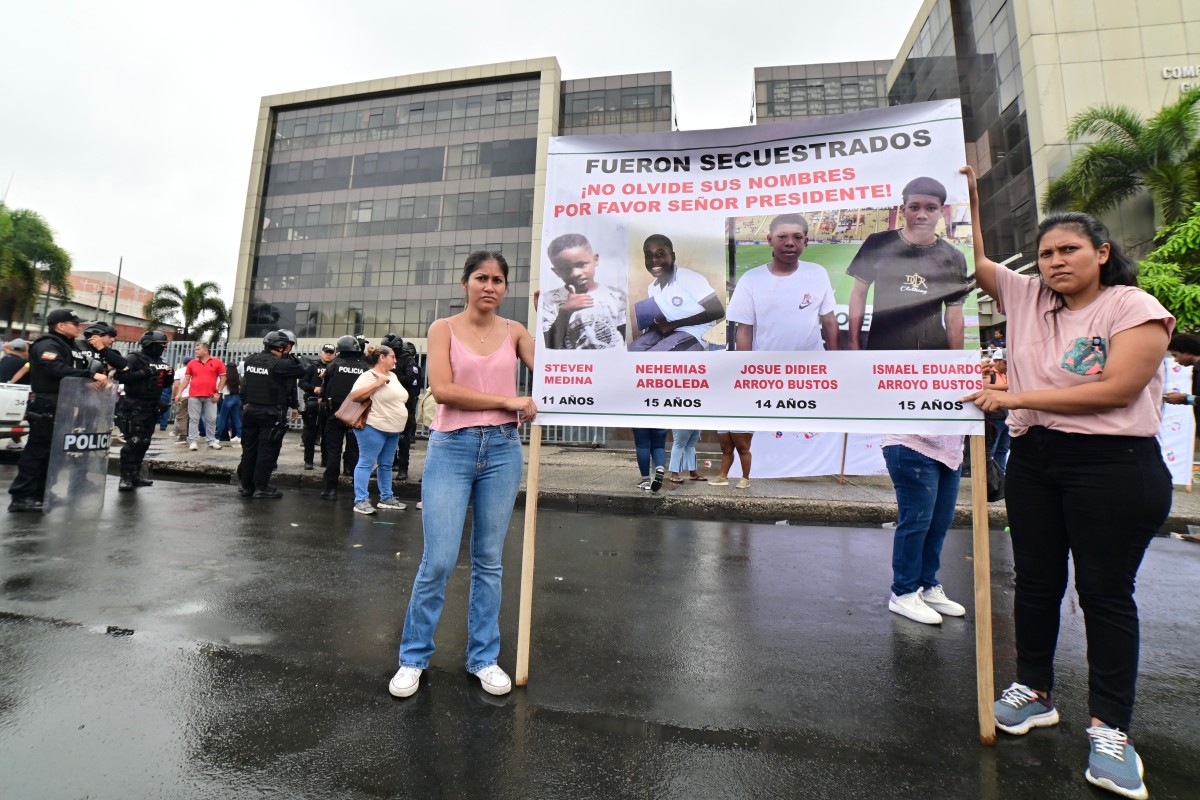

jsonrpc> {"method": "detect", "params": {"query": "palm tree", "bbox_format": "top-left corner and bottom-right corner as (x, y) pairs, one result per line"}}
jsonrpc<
(1042, 87), (1200, 228)
(192, 298), (231, 345)
(0, 203), (73, 338)
(143, 279), (226, 341)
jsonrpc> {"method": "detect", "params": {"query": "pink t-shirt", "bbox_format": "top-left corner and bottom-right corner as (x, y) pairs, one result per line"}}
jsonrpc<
(430, 321), (520, 432)
(993, 267), (1174, 437)
(881, 434), (964, 470)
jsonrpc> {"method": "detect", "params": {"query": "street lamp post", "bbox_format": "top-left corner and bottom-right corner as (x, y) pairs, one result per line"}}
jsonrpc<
(38, 263), (53, 334)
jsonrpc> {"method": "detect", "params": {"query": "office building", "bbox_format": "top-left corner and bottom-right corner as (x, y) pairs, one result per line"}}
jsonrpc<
(232, 59), (673, 340)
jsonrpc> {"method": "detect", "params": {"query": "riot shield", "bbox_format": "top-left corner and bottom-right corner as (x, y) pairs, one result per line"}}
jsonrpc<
(43, 377), (119, 518)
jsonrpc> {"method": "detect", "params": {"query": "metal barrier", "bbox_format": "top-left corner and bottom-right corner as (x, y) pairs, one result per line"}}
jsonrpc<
(116, 339), (607, 445)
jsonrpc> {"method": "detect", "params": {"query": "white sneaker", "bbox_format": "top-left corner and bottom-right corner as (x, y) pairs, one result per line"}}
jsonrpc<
(416, 501), (423, 510)
(5, 440), (24, 450)
(230, 437), (241, 444)
(921, 585), (966, 617)
(889, 591), (943, 625)
(208, 441), (221, 450)
(637, 479), (652, 491)
(388, 666), (423, 698)
(472, 664), (512, 696)
(188, 442), (198, 451)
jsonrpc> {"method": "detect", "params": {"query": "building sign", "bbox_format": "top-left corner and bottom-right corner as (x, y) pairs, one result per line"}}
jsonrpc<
(533, 100), (984, 435)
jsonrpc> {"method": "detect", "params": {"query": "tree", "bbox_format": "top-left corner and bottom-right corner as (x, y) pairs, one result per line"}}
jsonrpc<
(1042, 87), (1200, 229)
(143, 279), (226, 341)
(0, 203), (73, 337)
(191, 297), (231, 345)
(1138, 203), (1200, 332)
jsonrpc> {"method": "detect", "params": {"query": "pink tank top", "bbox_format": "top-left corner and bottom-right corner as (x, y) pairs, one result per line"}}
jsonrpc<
(431, 321), (520, 431)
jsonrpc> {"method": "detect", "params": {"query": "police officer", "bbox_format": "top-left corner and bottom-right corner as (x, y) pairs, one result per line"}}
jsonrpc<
(237, 330), (307, 498)
(114, 330), (174, 491)
(382, 334), (423, 482)
(7, 309), (111, 512)
(319, 334), (368, 500)
(299, 343), (336, 470)
(80, 321), (130, 374)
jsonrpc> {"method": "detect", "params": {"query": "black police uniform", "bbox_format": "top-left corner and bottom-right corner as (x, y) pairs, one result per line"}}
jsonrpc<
(79, 340), (130, 373)
(237, 348), (307, 495)
(115, 347), (174, 489)
(320, 352), (368, 494)
(299, 357), (331, 468)
(393, 348), (423, 478)
(7, 331), (98, 509)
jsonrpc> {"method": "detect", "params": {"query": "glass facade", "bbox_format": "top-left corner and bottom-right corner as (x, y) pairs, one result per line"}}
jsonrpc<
(560, 73), (673, 134)
(754, 62), (890, 123)
(889, 0), (1036, 263)
(248, 78), (542, 340)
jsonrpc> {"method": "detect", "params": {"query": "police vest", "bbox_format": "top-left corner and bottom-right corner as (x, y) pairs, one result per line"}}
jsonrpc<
(124, 352), (175, 400)
(242, 351), (286, 406)
(324, 357), (367, 405)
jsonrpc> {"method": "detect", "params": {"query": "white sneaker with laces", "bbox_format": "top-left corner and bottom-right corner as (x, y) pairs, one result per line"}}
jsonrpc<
(188, 442), (198, 451)
(889, 591), (943, 625)
(921, 585), (966, 616)
(6, 440), (24, 450)
(472, 664), (512, 695)
(230, 437), (241, 444)
(388, 666), (423, 698)
(208, 441), (221, 450)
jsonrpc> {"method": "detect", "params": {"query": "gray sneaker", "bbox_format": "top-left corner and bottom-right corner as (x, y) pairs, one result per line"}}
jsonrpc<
(353, 500), (376, 515)
(1085, 724), (1147, 800)
(994, 682), (1059, 734)
(376, 497), (406, 510)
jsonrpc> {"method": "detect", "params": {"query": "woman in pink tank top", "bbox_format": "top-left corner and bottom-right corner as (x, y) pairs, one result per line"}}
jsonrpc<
(963, 166), (1172, 799)
(389, 251), (537, 701)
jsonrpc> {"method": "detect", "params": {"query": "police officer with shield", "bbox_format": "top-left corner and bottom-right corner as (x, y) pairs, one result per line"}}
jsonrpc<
(114, 330), (174, 491)
(7, 309), (110, 512)
(319, 334), (368, 500)
(299, 343), (336, 470)
(237, 330), (306, 498)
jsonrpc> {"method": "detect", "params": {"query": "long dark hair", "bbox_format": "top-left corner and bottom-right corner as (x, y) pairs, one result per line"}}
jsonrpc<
(1038, 212), (1138, 288)
(461, 250), (509, 284)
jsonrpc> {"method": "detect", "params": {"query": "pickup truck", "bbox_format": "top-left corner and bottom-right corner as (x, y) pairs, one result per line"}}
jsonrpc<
(0, 383), (31, 441)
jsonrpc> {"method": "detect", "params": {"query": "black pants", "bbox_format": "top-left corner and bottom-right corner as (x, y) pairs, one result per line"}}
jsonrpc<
(322, 414), (359, 491)
(301, 403), (326, 464)
(117, 399), (160, 476)
(393, 407), (417, 473)
(8, 395), (55, 502)
(1006, 427), (1171, 731)
(239, 405), (287, 492)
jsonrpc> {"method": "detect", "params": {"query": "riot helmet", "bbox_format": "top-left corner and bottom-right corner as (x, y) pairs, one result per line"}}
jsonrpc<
(263, 329), (294, 351)
(336, 334), (360, 353)
(381, 332), (403, 350)
(355, 333), (369, 351)
(84, 321), (118, 338)
(403, 342), (417, 357)
(139, 329), (169, 358)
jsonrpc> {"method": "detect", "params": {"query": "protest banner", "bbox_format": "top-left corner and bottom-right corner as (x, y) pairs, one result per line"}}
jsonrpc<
(520, 101), (996, 741)
(1161, 359), (1195, 488)
(533, 99), (985, 436)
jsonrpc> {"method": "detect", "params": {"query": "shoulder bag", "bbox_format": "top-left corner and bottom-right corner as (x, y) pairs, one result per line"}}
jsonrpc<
(335, 394), (372, 429)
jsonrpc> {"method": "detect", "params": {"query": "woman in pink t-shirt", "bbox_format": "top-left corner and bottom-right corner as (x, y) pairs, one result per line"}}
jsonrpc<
(389, 251), (537, 701)
(963, 167), (1171, 799)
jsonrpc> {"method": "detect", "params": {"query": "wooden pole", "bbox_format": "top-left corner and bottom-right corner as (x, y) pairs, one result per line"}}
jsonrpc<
(970, 434), (996, 745)
(515, 425), (543, 686)
(838, 432), (849, 485)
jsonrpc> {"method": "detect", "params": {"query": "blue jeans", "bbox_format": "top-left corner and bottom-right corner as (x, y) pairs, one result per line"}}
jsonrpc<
(669, 429), (700, 473)
(353, 424), (401, 502)
(632, 428), (667, 478)
(884, 445), (961, 596)
(399, 424), (523, 672)
(217, 394), (242, 439)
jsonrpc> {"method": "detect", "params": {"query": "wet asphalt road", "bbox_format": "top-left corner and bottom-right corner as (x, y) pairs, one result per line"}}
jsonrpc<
(1, 467), (1198, 800)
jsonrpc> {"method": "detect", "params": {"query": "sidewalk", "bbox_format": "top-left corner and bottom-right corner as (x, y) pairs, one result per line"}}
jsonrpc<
(121, 432), (1200, 531)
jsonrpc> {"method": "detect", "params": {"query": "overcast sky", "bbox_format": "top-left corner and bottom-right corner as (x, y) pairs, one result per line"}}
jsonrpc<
(2, 0), (923, 304)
